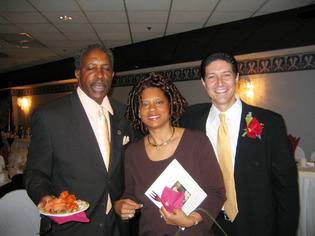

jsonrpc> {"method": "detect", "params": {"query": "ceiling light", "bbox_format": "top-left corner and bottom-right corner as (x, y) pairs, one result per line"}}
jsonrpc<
(16, 45), (29, 49)
(0, 33), (45, 49)
(59, 15), (72, 21)
(18, 32), (32, 39)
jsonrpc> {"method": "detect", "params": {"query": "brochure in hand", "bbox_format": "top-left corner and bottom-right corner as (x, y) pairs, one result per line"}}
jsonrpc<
(145, 159), (207, 215)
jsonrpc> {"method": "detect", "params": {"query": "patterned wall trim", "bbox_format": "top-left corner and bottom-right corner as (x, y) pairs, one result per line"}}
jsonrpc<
(10, 83), (77, 96)
(238, 53), (315, 75)
(112, 67), (201, 87)
(10, 52), (315, 96)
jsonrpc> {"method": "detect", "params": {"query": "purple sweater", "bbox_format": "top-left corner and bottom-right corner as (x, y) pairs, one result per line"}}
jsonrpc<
(123, 129), (225, 236)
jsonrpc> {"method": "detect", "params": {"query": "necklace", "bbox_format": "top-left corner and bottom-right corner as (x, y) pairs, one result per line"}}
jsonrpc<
(147, 127), (175, 151)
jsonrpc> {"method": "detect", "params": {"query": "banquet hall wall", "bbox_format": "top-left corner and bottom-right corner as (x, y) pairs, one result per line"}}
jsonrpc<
(4, 47), (315, 161)
(110, 66), (314, 161)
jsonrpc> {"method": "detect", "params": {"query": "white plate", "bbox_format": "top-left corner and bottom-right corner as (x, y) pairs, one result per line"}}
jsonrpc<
(39, 200), (89, 217)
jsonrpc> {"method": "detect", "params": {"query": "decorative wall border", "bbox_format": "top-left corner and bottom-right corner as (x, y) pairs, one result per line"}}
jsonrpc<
(10, 83), (77, 97)
(238, 53), (315, 75)
(10, 52), (315, 96)
(113, 67), (200, 87)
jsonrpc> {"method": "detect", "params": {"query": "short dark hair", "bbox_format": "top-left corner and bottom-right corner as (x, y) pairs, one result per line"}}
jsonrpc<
(74, 43), (114, 70)
(200, 52), (238, 80)
(125, 73), (188, 134)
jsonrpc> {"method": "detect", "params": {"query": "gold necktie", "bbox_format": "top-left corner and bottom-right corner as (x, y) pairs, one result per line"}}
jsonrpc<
(217, 113), (238, 221)
(98, 107), (110, 170)
(98, 107), (112, 214)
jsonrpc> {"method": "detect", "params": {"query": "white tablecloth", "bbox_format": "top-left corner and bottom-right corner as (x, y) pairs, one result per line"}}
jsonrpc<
(297, 165), (315, 236)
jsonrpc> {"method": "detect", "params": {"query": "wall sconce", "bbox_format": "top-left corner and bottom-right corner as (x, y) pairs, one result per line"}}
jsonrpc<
(244, 80), (254, 99)
(237, 77), (254, 103)
(17, 96), (31, 113)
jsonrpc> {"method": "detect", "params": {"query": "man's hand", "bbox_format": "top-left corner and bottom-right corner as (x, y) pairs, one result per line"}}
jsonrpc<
(38, 195), (55, 208)
(114, 199), (142, 220)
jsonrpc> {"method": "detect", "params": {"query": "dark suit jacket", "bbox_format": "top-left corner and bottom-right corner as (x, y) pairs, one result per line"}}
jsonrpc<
(24, 92), (136, 236)
(181, 101), (299, 236)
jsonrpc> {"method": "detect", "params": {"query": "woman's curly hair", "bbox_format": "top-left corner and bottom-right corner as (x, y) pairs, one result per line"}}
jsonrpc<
(125, 73), (188, 134)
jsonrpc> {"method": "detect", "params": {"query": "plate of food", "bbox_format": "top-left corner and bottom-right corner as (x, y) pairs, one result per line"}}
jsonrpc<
(38, 191), (89, 217)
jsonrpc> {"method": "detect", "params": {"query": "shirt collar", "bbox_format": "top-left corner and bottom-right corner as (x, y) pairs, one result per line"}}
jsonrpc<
(209, 96), (242, 121)
(77, 86), (114, 116)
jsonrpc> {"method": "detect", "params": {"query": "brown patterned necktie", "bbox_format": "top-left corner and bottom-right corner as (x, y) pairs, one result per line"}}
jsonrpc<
(98, 106), (112, 214)
(217, 113), (238, 221)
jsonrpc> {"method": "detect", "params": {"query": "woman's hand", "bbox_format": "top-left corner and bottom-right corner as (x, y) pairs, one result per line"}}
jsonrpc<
(160, 207), (202, 228)
(114, 199), (142, 220)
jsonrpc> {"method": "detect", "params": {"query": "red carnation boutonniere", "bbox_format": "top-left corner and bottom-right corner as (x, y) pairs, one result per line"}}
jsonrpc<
(242, 112), (264, 139)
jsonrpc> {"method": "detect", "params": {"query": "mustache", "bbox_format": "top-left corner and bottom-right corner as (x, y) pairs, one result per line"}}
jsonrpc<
(91, 79), (107, 87)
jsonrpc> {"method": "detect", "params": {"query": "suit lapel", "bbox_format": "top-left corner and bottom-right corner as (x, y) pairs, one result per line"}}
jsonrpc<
(235, 103), (249, 157)
(70, 93), (107, 174)
(108, 104), (124, 176)
(69, 94), (126, 176)
(234, 102), (257, 173)
(197, 105), (211, 132)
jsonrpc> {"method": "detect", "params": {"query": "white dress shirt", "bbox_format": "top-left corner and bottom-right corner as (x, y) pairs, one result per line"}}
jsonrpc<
(77, 87), (113, 162)
(205, 97), (242, 166)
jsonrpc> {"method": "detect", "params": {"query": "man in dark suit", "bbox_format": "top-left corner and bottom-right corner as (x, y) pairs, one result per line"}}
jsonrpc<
(181, 52), (299, 236)
(24, 44), (137, 235)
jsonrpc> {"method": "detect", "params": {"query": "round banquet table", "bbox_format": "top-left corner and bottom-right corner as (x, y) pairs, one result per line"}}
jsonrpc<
(297, 165), (315, 236)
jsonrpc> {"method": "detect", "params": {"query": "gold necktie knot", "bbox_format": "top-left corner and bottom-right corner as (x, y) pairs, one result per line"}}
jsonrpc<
(98, 107), (110, 142)
(219, 113), (225, 123)
(98, 108), (104, 117)
(219, 114), (229, 140)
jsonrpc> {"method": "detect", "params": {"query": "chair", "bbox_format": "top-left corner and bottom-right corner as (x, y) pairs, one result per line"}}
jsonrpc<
(0, 190), (40, 236)
(0, 155), (10, 187)
(0, 155), (5, 168)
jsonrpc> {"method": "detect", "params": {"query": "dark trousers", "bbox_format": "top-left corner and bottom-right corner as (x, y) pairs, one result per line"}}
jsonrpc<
(105, 210), (120, 236)
(213, 211), (235, 236)
(112, 210), (140, 236)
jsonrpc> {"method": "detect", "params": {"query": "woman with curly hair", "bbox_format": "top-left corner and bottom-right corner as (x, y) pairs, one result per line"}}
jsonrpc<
(114, 73), (225, 236)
